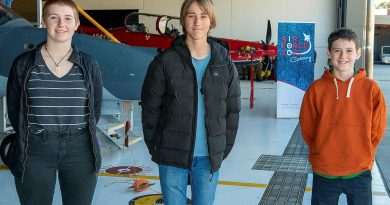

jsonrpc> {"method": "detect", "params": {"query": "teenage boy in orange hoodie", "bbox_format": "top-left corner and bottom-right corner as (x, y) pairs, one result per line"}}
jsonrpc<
(300, 28), (387, 204)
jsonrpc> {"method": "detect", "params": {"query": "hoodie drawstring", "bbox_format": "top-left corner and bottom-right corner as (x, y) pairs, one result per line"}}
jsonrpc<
(333, 77), (355, 99)
(333, 78), (339, 99)
(346, 77), (354, 98)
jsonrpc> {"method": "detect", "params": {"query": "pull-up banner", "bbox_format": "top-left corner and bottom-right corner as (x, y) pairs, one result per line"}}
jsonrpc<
(276, 22), (315, 118)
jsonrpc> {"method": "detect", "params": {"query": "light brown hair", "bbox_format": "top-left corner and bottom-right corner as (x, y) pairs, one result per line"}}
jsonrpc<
(42, 0), (79, 22)
(180, 0), (216, 34)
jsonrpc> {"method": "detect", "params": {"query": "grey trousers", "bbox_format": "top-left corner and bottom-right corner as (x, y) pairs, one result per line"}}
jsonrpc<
(15, 128), (98, 205)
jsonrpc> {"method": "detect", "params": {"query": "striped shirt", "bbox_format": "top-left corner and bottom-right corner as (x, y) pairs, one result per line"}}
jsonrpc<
(27, 64), (90, 132)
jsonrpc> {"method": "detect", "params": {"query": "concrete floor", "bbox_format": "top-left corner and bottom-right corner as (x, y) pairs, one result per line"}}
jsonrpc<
(1, 65), (390, 204)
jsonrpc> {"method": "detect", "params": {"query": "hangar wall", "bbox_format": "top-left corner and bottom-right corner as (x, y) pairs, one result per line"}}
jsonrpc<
(75, 0), (370, 80)
(75, 0), (144, 10)
(221, 0), (337, 79)
(346, 0), (366, 71)
(139, 0), (338, 79)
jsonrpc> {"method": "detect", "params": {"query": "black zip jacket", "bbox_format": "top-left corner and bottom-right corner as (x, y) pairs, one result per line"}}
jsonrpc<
(141, 36), (241, 172)
(6, 42), (103, 181)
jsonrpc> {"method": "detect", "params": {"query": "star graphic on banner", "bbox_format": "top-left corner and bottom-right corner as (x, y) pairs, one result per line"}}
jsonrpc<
(303, 33), (310, 42)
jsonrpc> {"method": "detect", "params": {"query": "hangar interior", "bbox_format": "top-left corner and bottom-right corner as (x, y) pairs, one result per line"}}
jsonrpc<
(1, 0), (390, 204)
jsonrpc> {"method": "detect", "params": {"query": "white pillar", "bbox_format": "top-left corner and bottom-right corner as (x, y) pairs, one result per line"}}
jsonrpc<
(0, 97), (12, 133)
(37, 0), (43, 27)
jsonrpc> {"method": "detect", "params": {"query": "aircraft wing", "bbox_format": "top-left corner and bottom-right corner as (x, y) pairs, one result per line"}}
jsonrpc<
(0, 5), (156, 101)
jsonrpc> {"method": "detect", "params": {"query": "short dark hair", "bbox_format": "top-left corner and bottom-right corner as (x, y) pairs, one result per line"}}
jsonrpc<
(42, 0), (79, 22)
(328, 28), (359, 50)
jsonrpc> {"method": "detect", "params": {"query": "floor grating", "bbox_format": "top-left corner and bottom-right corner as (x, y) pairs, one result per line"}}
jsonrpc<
(254, 124), (310, 205)
(259, 172), (307, 205)
(252, 155), (311, 174)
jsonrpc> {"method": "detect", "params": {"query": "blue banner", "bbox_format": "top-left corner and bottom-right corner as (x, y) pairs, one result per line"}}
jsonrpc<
(276, 22), (315, 118)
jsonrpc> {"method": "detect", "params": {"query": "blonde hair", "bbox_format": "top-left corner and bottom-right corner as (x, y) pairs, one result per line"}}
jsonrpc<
(180, 0), (216, 34)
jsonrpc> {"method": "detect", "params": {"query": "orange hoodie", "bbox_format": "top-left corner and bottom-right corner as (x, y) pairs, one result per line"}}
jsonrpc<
(299, 68), (387, 176)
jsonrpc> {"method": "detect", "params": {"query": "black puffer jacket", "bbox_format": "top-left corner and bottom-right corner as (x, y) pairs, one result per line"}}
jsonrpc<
(141, 36), (241, 172)
(6, 41), (103, 181)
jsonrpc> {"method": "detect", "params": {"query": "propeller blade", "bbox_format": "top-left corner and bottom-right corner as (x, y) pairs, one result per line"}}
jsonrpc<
(261, 40), (268, 50)
(266, 20), (271, 45)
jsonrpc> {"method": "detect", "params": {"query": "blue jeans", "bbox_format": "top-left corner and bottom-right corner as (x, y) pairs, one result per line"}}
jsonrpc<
(311, 171), (372, 205)
(15, 129), (98, 205)
(158, 156), (219, 205)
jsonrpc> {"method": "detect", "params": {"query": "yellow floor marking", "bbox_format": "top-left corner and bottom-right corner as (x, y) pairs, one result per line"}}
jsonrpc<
(0, 165), (387, 196)
(99, 172), (160, 180)
(97, 172), (383, 196)
(218, 180), (267, 188)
